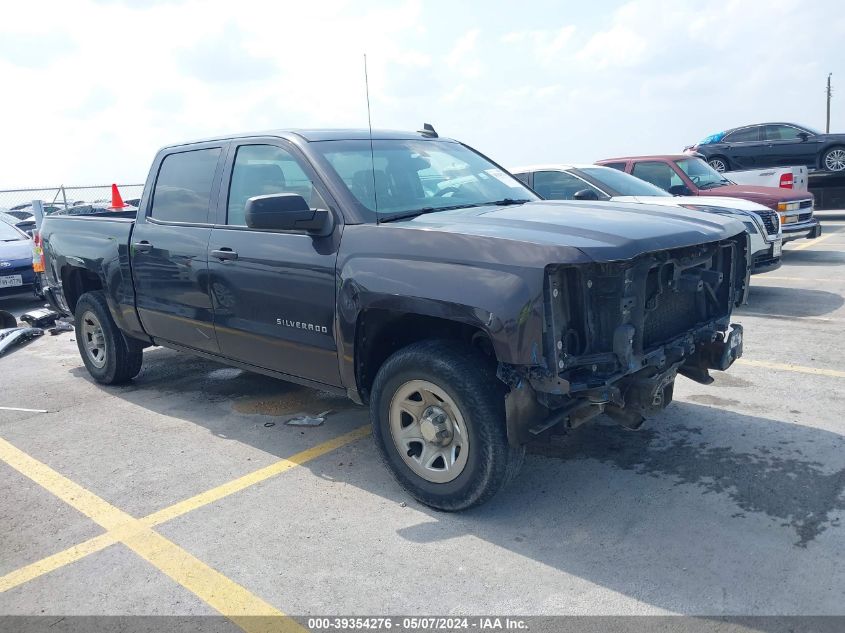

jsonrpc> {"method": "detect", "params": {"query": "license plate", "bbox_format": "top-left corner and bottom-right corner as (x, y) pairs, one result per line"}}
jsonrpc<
(0, 275), (23, 288)
(772, 241), (782, 257)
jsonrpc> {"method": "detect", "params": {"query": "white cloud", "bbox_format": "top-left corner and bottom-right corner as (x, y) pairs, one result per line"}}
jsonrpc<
(0, 0), (843, 187)
(445, 28), (483, 78)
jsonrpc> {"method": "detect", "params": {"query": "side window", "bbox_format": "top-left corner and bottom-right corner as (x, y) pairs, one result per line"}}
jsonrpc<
(631, 162), (683, 192)
(513, 172), (530, 186)
(723, 126), (761, 143)
(765, 125), (802, 141)
(151, 148), (221, 223)
(533, 171), (602, 200)
(602, 162), (626, 171)
(227, 144), (327, 226)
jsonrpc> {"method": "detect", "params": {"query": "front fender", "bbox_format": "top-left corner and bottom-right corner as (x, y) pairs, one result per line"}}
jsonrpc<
(336, 256), (546, 397)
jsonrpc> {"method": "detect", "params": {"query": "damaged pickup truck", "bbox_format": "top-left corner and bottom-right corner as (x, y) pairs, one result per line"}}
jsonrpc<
(39, 127), (749, 510)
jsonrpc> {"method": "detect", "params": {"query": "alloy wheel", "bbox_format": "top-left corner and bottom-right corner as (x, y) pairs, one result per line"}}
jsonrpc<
(709, 158), (728, 172)
(824, 149), (845, 172)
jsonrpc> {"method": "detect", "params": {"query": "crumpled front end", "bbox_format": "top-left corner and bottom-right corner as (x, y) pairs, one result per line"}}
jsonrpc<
(500, 233), (749, 443)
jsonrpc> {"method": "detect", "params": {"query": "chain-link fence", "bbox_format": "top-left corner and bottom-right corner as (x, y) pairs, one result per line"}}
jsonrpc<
(0, 185), (145, 212)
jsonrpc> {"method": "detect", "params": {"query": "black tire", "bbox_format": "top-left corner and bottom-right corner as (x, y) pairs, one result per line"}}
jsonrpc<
(74, 290), (143, 385)
(708, 156), (730, 172)
(821, 146), (845, 172)
(370, 340), (524, 511)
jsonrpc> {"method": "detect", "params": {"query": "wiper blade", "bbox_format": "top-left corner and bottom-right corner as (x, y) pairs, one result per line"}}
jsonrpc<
(699, 181), (728, 190)
(378, 203), (480, 223)
(484, 198), (532, 206)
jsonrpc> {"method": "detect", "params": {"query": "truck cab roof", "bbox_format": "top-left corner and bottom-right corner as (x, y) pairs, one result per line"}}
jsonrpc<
(162, 128), (452, 150)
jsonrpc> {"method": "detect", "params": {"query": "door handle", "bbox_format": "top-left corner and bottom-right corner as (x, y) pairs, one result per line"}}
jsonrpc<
(211, 248), (239, 261)
(133, 241), (153, 252)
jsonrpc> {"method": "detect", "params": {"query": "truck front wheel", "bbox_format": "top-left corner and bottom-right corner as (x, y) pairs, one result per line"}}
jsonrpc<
(370, 340), (524, 511)
(74, 291), (143, 385)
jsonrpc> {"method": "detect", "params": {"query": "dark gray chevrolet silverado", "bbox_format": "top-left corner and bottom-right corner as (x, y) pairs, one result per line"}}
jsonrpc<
(40, 128), (749, 510)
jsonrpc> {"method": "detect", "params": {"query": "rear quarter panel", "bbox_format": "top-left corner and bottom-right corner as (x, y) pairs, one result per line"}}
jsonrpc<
(41, 216), (147, 340)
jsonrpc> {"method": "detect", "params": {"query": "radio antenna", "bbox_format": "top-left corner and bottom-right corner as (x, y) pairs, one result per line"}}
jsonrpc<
(364, 54), (379, 217)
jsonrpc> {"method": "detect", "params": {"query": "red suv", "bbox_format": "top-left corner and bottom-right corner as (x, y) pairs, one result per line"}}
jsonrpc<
(596, 154), (821, 242)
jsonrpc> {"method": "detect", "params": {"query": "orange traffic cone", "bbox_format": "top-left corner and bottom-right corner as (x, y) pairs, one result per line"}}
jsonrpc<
(110, 183), (127, 209)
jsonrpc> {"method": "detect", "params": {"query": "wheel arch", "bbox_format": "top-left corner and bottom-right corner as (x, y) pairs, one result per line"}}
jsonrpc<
(351, 305), (498, 404)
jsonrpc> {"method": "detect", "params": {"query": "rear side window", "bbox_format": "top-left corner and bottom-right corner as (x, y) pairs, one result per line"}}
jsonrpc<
(602, 162), (626, 171)
(723, 126), (761, 142)
(151, 148), (221, 223)
(631, 161), (684, 191)
(513, 172), (530, 186)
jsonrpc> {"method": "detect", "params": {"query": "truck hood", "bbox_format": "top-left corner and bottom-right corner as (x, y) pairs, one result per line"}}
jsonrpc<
(393, 200), (745, 262)
(613, 195), (770, 212)
(702, 183), (811, 204)
(0, 239), (32, 264)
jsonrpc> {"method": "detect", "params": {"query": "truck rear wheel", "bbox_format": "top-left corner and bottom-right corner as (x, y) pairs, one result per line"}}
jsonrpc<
(370, 340), (524, 511)
(74, 291), (143, 385)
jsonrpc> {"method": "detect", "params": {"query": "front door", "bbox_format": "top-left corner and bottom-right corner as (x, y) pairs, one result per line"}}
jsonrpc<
(207, 141), (342, 387)
(132, 144), (224, 353)
(764, 124), (822, 168)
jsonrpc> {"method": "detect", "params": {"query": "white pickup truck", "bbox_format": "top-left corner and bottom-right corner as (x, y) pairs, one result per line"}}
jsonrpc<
(722, 166), (808, 192)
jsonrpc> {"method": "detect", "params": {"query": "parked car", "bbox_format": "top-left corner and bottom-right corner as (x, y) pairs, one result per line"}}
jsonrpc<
(0, 221), (38, 298)
(686, 122), (845, 173)
(41, 128), (748, 510)
(1, 211), (37, 235)
(721, 165), (808, 191)
(511, 164), (782, 274)
(597, 154), (821, 242)
(9, 201), (67, 215)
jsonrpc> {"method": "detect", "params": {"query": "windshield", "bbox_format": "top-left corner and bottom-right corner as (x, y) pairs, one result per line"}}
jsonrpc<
(0, 221), (25, 241)
(310, 139), (537, 218)
(579, 166), (672, 197)
(675, 158), (731, 190)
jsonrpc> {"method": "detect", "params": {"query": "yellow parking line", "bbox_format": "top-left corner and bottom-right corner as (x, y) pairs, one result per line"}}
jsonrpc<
(0, 532), (117, 593)
(788, 233), (836, 251)
(143, 425), (370, 526)
(0, 425), (368, 598)
(736, 358), (845, 378)
(0, 430), (372, 632)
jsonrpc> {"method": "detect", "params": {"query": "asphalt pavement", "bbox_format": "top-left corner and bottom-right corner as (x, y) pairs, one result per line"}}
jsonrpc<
(1, 223), (844, 625)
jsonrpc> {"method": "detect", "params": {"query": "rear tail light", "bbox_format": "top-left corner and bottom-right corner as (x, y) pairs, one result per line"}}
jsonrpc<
(779, 173), (793, 188)
(32, 231), (45, 273)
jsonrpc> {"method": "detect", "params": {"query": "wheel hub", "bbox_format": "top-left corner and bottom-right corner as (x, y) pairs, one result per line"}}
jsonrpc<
(419, 406), (453, 446)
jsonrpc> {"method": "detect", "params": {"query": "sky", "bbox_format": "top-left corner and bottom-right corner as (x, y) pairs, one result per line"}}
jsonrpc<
(1, 0), (843, 187)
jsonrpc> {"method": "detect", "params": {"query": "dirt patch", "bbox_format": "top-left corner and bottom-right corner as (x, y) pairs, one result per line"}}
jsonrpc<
(712, 373), (754, 388)
(685, 394), (742, 407)
(233, 383), (353, 419)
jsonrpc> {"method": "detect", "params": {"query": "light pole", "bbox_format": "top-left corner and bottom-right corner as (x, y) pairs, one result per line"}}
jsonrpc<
(826, 73), (833, 133)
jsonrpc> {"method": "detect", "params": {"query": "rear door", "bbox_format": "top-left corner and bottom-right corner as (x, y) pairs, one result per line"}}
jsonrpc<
(207, 140), (342, 387)
(722, 125), (766, 168)
(131, 144), (225, 353)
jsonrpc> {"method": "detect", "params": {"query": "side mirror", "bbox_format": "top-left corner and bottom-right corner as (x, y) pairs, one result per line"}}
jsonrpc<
(245, 193), (329, 233)
(572, 188), (599, 201)
(797, 132), (810, 141)
(668, 184), (692, 196)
